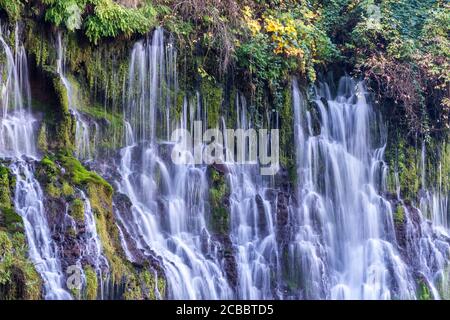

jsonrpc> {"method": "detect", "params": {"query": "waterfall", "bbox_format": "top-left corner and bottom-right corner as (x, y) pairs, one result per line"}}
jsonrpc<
(113, 28), (450, 300)
(77, 191), (109, 299)
(114, 28), (232, 299)
(292, 77), (416, 299)
(10, 162), (72, 300)
(290, 76), (450, 299)
(0, 24), (37, 157)
(125, 28), (177, 144)
(56, 33), (93, 160)
(0, 23), (72, 299)
(419, 142), (449, 232)
(416, 142), (450, 298)
(3, 21), (445, 300)
(226, 95), (281, 299)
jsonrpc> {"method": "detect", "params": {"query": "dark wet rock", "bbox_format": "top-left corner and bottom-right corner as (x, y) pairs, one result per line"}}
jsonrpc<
(157, 142), (175, 163)
(277, 191), (290, 239)
(45, 197), (66, 227)
(213, 233), (238, 289)
(255, 194), (268, 233)
(61, 237), (82, 269)
(113, 192), (164, 273)
(97, 117), (111, 128)
(274, 166), (291, 192)
(88, 159), (122, 184)
(211, 163), (229, 175)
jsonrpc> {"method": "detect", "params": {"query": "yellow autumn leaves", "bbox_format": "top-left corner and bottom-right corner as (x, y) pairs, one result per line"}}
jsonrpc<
(241, 5), (334, 82)
(266, 17), (304, 58)
(243, 6), (261, 35)
(243, 6), (304, 58)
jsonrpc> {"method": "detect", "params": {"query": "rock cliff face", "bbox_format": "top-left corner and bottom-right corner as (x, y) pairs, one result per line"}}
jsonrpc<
(0, 1), (449, 300)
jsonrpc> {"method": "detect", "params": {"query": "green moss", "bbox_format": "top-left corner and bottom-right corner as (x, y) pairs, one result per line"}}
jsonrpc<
(122, 273), (142, 300)
(0, 231), (12, 256)
(69, 287), (81, 300)
(208, 168), (230, 235)
(66, 227), (77, 238)
(385, 137), (420, 200)
(78, 103), (125, 152)
(122, 268), (165, 300)
(385, 134), (449, 202)
(46, 183), (61, 198)
(201, 79), (223, 128)
(439, 141), (449, 191)
(58, 114), (76, 152)
(69, 198), (85, 223)
(0, 207), (23, 234)
(61, 181), (75, 197)
(0, 168), (24, 234)
(53, 77), (70, 114)
(83, 1), (158, 45)
(58, 153), (113, 194)
(83, 265), (98, 300)
(437, 265), (450, 299)
(0, 166), (12, 209)
(37, 123), (48, 153)
(418, 279), (432, 300)
(394, 205), (405, 226)
(157, 277), (165, 299)
(51, 76), (76, 151)
(0, 0), (23, 21)
(41, 156), (59, 176)
(279, 85), (297, 184)
(0, 231), (42, 300)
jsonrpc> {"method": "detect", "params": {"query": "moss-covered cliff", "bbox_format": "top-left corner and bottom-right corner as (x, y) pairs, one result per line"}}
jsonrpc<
(0, 0), (448, 300)
(0, 164), (42, 300)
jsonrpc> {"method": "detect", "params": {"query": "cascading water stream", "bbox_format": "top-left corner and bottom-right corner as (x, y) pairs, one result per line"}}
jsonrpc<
(290, 76), (450, 300)
(11, 162), (72, 300)
(114, 28), (232, 299)
(112, 29), (449, 300)
(0, 24), (36, 157)
(56, 33), (93, 160)
(55, 33), (110, 299)
(74, 191), (109, 299)
(291, 77), (415, 299)
(0, 23), (72, 300)
(225, 95), (281, 299)
(419, 142), (449, 233)
(0, 14), (447, 300)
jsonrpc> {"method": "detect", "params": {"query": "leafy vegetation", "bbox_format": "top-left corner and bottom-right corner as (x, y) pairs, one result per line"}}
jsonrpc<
(345, 0), (449, 136)
(41, 0), (157, 44)
(0, 0), (23, 21)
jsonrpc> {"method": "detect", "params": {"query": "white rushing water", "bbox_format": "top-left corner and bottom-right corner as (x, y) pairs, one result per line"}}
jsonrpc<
(55, 34), (109, 299)
(72, 191), (109, 299)
(0, 24), (37, 157)
(3, 22), (447, 300)
(226, 95), (281, 299)
(291, 77), (415, 299)
(115, 28), (232, 299)
(112, 29), (449, 300)
(290, 76), (449, 299)
(56, 33), (94, 160)
(0, 23), (72, 300)
(11, 162), (72, 300)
